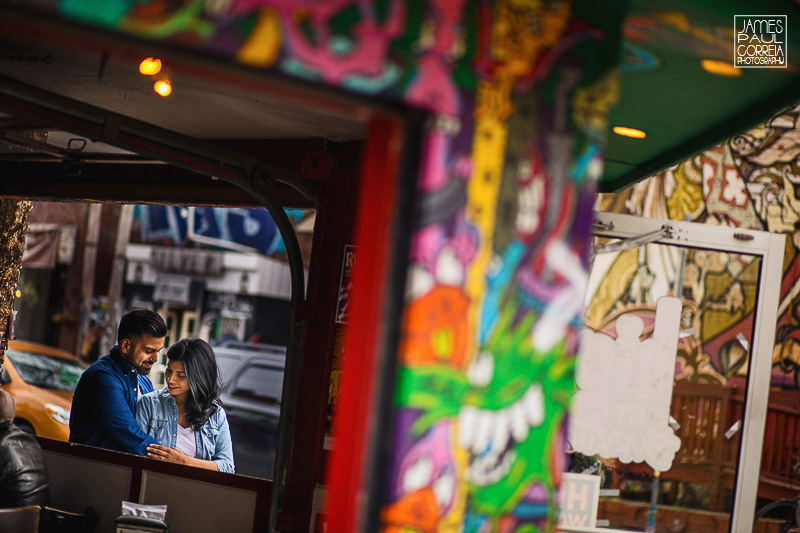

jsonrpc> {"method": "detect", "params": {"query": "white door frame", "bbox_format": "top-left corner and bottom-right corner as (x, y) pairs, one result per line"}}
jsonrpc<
(592, 211), (785, 532)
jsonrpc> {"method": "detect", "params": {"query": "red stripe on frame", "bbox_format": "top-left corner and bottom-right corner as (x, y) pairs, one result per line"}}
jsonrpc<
(325, 114), (403, 532)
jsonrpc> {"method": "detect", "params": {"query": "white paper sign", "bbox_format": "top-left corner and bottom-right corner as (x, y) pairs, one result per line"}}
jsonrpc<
(558, 473), (600, 529)
(569, 296), (682, 471)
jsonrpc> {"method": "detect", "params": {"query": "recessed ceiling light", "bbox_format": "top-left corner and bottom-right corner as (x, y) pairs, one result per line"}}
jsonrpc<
(154, 80), (172, 97)
(701, 59), (741, 77)
(613, 126), (646, 139)
(139, 58), (162, 76)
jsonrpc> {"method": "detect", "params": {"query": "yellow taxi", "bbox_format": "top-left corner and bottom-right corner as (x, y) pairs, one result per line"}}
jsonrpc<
(1, 339), (88, 440)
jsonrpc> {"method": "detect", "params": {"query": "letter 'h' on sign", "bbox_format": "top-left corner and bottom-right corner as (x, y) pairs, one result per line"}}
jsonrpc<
(558, 473), (600, 528)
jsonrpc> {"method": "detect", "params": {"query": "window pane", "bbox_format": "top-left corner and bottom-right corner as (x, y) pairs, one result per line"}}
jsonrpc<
(233, 364), (283, 403)
(216, 354), (243, 383)
(572, 241), (761, 529)
(6, 349), (86, 392)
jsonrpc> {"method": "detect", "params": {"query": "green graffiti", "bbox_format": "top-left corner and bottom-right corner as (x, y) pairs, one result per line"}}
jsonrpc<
(395, 364), (469, 434)
(120, 1), (215, 39)
(464, 303), (574, 518)
(60, 0), (134, 27)
(396, 298), (575, 524)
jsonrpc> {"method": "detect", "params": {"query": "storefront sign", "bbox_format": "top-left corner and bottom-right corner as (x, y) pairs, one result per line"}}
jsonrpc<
(151, 248), (223, 276)
(570, 296), (682, 471)
(153, 275), (191, 305)
(558, 473), (600, 529)
(335, 245), (355, 324)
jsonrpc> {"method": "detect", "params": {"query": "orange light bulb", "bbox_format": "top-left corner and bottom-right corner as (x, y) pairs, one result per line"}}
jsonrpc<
(154, 80), (172, 97)
(139, 58), (162, 76)
(700, 59), (741, 78)
(613, 126), (646, 139)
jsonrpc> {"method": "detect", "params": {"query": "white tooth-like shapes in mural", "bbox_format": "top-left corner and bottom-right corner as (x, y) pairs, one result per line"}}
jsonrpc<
(458, 384), (545, 486)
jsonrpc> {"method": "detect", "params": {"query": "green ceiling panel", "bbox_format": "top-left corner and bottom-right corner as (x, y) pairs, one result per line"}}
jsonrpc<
(601, 0), (800, 191)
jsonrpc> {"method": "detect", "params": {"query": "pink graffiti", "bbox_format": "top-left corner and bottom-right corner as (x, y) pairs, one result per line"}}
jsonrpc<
(405, 0), (464, 116)
(411, 225), (445, 272)
(395, 422), (457, 511)
(409, 217), (478, 282)
(419, 130), (451, 192)
(228, 0), (405, 85)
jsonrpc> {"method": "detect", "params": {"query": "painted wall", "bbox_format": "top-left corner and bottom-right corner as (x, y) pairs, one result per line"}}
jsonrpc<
(596, 105), (800, 389)
(41, 1), (624, 530)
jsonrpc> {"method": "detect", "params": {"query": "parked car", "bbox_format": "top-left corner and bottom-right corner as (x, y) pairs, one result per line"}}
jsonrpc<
(214, 341), (285, 479)
(0, 340), (88, 440)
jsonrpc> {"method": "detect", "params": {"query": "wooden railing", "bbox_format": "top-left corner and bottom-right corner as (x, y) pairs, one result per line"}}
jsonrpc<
(37, 438), (272, 532)
(664, 382), (800, 507)
(663, 381), (732, 511)
(728, 387), (800, 501)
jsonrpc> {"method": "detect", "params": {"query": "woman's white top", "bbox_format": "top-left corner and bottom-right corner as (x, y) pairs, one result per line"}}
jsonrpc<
(176, 424), (197, 457)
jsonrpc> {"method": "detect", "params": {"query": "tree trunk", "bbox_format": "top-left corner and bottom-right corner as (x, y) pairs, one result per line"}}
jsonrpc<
(0, 199), (32, 373)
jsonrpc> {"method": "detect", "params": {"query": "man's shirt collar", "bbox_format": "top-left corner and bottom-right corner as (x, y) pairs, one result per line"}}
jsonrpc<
(110, 346), (138, 378)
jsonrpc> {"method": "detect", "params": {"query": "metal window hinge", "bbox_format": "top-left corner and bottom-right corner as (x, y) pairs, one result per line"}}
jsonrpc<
(592, 224), (674, 255)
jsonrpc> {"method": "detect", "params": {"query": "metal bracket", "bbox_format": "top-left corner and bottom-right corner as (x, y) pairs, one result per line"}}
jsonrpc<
(247, 160), (321, 210)
(592, 224), (674, 255)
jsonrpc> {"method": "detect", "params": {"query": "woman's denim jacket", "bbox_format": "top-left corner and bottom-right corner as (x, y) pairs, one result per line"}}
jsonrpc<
(135, 387), (235, 473)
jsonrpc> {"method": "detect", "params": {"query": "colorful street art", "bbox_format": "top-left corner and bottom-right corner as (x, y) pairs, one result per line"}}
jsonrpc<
(46, 0), (624, 530)
(595, 105), (800, 390)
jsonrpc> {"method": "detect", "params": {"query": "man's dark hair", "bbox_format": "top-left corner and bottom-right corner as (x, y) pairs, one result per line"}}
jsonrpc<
(117, 309), (168, 343)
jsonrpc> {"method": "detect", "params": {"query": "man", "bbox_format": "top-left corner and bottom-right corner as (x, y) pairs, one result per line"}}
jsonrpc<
(70, 309), (167, 455)
(0, 389), (49, 508)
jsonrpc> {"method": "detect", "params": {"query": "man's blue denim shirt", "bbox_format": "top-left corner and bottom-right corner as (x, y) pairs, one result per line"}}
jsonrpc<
(69, 346), (159, 455)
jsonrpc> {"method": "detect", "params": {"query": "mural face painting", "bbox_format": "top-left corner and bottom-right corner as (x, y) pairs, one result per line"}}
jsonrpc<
(595, 106), (800, 390)
(48, 0), (624, 530)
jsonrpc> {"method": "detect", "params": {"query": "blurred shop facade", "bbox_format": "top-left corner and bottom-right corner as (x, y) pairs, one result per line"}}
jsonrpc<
(14, 201), (311, 362)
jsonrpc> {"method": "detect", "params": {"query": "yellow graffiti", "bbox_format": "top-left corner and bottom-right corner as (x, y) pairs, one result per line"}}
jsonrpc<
(465, 0), (571, 335)
(465, 108), (508, 340)
(454, 3), (573, 529)
(571, 69), (620, 138)
(583, 248), (639, 328)
(666, 158), (704, 221)
(439, 424), (470, 532)
(236, 9), (282, 68)
(655, 11), (719, 46)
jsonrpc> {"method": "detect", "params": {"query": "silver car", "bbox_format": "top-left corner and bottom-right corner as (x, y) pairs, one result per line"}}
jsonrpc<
(214, 341), (285, 479)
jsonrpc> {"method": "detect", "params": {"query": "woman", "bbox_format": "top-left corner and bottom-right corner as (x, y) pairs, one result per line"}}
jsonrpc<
(135, 338), (234, 473)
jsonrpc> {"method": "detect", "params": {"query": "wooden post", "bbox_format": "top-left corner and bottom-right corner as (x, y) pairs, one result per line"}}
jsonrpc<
(0, 199), (32, 372)
(78, 203), (102, 357)
(99, 204), (134, 356)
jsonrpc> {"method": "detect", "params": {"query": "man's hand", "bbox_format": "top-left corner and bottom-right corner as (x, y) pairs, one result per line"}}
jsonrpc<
(147, 444), (189, 465)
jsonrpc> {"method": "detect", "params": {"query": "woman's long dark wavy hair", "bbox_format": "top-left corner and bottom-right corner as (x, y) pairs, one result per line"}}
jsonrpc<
(167, 338), (222, 430)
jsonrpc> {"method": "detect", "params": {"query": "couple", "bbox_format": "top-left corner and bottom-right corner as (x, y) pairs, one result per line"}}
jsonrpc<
(69, 310), (234, 473)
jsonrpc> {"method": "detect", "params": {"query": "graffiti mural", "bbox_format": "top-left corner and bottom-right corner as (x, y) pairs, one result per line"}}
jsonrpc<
(595, 105), (800, 389)
(45, 0), (624, 529)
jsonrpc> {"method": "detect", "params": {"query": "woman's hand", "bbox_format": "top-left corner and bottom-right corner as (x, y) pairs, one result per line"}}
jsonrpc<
(147, 444), (189, 465)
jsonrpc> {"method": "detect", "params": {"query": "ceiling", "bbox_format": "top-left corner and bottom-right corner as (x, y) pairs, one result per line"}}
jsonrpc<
(0, 2), (799, 194)
(602, 0), (800, 191)
(0, 21), (366, 141)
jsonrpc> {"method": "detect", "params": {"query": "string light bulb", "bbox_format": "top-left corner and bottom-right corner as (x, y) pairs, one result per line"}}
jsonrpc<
(154, 80), (172, 97)
(139, 57), (162, 76)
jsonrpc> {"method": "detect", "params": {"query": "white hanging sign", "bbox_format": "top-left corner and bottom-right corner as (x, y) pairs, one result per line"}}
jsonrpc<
(569, 296), (682, 471)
